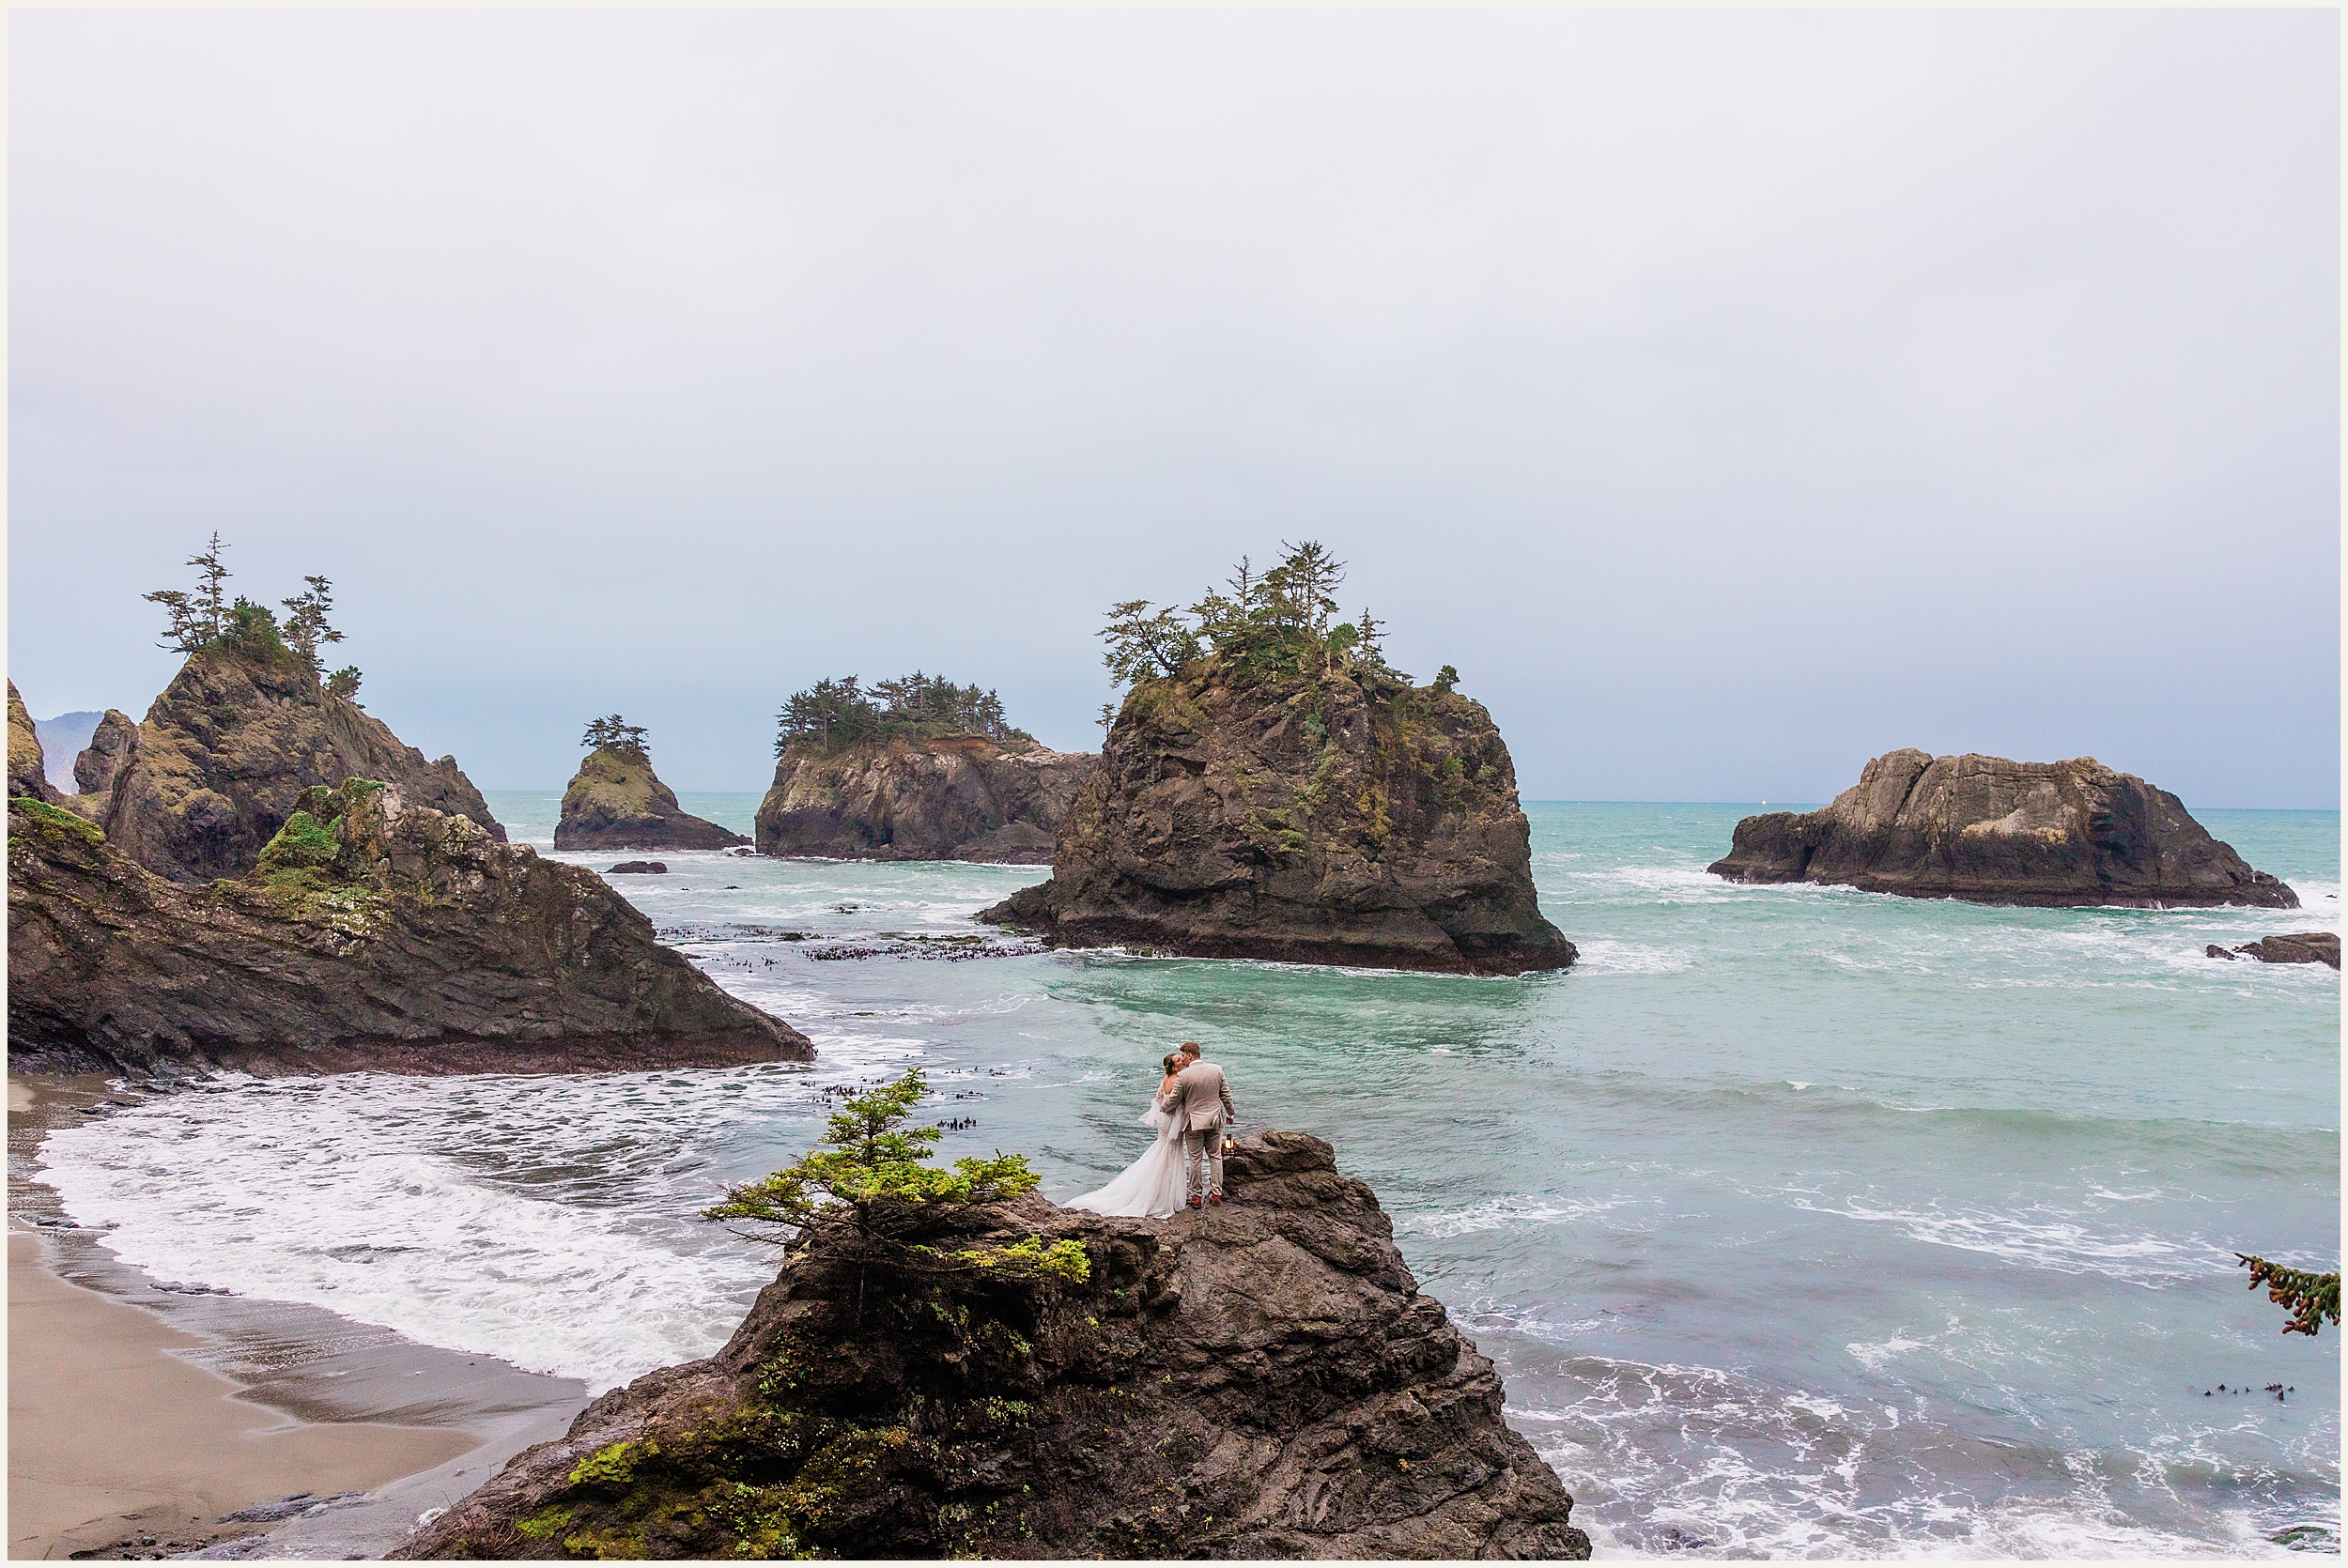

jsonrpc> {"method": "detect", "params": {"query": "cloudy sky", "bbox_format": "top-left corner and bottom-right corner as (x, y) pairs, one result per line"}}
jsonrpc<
(10, 9), (2338, 805)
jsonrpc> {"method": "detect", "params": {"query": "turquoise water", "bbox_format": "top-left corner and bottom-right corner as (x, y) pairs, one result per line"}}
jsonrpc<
(40, 798), (2339, 1557)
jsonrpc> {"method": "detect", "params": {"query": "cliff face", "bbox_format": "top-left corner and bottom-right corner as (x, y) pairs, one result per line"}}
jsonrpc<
(980, 669), (1573, 976)
(8, 681), (64, 804)
(1708, 749), (2298, 908)
(87, 643), (505, 884)
(396, 1131), (1589, 1561)
(7, 781), (811, 1076)
(756, 736), (1095, 864)
(556, 746), (749, 852)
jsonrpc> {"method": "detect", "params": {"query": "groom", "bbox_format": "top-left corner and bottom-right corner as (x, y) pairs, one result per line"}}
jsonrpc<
(1159, 1040), (1238, 1207)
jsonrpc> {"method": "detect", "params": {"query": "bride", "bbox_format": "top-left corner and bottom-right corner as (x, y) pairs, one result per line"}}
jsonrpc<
(1066, 1053), (1191, 1219)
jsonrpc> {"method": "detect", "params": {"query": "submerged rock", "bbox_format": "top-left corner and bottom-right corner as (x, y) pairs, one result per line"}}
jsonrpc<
(557, 746), (748, 852)
(607, 860), (669, 875)
(7, 781), (811, 1076)
(8, 681), (64, 805)
(980, 668), (1572, 976)
(1708, 750), (2297, 909)
(2210, 932), (2340, 969)
(71, 709), (139, 800)
(757, 734), (1093, 864)
(85, 641), (505, 883)
(394, 1130), (1589, 1560)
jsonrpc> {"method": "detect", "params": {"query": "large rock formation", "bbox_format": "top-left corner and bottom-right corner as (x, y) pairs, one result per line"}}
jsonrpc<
(7, 781), (811, 1076)
(1709, 749), (2298, 908)
(70, 709), (138, 799)
(395, 1131), (1589, 1560)
(8, 681), (64, 805)
(81, 641), (505, 883)
(757, 735), (1095, 864)
(557, 745), (749, 852)
(980, 669), (1572, 976)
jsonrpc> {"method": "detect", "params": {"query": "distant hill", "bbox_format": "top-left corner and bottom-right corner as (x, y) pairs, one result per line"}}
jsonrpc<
(33, 711), (101, 793)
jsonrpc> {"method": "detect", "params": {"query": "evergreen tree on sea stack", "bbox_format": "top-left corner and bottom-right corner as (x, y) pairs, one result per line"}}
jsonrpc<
(977, 541), (1575, 976)
(558, 713), (746, 853)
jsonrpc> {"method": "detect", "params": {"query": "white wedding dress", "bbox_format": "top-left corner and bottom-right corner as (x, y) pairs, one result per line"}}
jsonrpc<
(1066, 1101), (1190, 1219)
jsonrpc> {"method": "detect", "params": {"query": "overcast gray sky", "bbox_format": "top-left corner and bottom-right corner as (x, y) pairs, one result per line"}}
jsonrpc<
(10, 9), (2338, 805)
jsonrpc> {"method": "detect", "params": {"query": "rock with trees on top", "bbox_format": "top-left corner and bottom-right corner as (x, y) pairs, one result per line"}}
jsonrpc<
(980, 542), (1574, 976)
(74, 536), (505, 883)
(756, 671), (1093, 864)
(556, 715), (749, 852)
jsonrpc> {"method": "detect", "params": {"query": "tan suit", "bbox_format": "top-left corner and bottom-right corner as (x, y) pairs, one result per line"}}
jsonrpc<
(1159, 1059), (1237, 1199)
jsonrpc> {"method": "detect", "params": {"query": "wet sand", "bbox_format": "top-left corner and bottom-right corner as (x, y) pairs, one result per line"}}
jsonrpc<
(8, 1073), (591, 1560)
(8, 1228), (477, 1559)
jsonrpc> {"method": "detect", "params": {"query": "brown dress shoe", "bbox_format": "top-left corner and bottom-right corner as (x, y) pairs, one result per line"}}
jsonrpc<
(1187, 1195), (1203, 1208)
(1208, 1191), (1225, 1206)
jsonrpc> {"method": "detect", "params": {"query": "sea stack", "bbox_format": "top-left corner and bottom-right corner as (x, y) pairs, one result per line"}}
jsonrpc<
(978, 546), (1569, 974)
(84, 638), (504, 882)
(557, 720), (749, 852)
(394, 1131), (1590, 1561)
(70, 709), (138, 799)
(1709, 749), (2298, 908)
(8, 780), (811, 1075)
(756, 673), (1093, 863)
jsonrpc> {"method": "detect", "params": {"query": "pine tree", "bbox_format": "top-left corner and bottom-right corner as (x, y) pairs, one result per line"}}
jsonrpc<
(281, 576), (344, 676)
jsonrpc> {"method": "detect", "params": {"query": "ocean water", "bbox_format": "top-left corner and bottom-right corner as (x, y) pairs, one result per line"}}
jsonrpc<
(35, 797), (2339, 1558)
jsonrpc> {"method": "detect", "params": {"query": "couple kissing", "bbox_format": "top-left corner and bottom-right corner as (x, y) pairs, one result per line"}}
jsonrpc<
(1067, 1040), (1238, 1220)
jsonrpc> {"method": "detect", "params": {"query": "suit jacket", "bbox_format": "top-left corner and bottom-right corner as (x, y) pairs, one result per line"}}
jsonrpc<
(1159, 1059), (1236, 1132)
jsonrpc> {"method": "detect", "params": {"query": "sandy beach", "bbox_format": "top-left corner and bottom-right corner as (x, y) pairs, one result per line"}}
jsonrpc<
(8, 1074), (591, 1560)
(9, 1227), (477, 1559)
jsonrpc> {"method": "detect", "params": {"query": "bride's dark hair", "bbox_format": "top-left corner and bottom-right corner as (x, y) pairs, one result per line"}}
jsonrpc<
(1161, 1052), (1184, 1077)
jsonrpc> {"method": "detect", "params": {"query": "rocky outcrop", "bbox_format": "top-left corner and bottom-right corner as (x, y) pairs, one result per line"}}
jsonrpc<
(395, 1130), (1588, 1560)
(2208, 933), (2340, 969)
(556, 746), (748, 852)
(757, 735), (1095, 864)
(8, 681), (64, 805)
(1708, 750), (2298, 909)
(608, 861), (668, 875)
(980, 669), (1572, 976)
(32, 709), (102, 792)
(71, 709), (139, 799)
(7, 781), (811, 1076)
(83, 642), (505, 883)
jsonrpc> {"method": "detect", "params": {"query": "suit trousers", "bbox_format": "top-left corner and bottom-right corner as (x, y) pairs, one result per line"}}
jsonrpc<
(1182, 1120), (1225, 1198)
